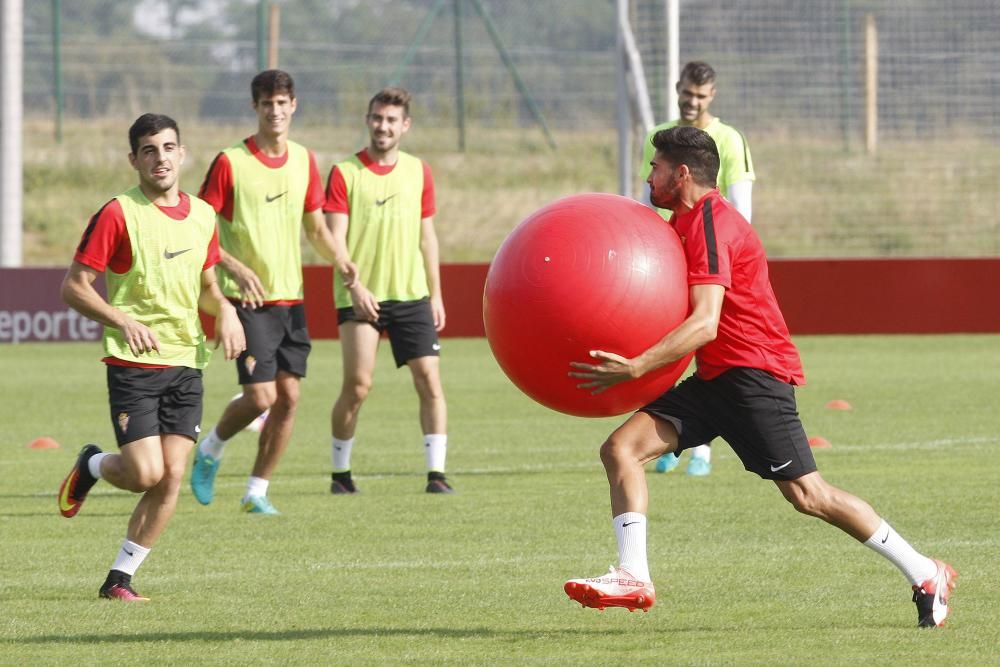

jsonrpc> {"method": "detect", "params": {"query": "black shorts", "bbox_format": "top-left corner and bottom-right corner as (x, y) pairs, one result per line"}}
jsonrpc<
(337, 298), (440, 368)
(640, 367), (817, 481)
(106, 364), (204, 447)
(236, 302), (311, 384)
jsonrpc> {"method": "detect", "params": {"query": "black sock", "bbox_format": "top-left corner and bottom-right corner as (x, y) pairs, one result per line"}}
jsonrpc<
(102, 569), (130, 587)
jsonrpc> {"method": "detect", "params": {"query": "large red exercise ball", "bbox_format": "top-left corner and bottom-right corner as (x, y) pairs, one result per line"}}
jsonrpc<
(483, 193), (693, 417)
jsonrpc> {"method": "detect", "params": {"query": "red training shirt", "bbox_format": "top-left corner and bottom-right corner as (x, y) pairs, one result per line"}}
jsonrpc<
(323, 148), (436, 218)
(670, 189), (805, 384)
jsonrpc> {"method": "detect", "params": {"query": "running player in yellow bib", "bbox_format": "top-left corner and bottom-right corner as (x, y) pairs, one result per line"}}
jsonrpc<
(58, 113), (245, 601)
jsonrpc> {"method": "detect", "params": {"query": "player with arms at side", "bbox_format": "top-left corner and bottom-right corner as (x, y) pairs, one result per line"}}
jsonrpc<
(191, 69), (354, 514)
(58, 113), (245, 601)
(324, 87), (453, 494)
(640, 60), (755, 477)
(564, 126), (956, 628)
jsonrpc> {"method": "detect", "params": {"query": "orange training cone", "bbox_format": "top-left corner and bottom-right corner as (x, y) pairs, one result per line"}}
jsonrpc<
(29, 436), (61, 449)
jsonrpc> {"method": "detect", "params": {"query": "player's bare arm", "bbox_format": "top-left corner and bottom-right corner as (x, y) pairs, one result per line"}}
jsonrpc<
(570, 283), (724, 393)
(305, 208), (357, 286)
(197, 268), (246, 360)
(61, 261), (161, 356)
(218, 247), (265, 309)
(419, 215), (446, 331)
(326, 210), (378, 321)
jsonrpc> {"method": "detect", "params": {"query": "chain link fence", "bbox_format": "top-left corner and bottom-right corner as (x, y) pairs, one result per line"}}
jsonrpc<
(20, 0), (1000, 257)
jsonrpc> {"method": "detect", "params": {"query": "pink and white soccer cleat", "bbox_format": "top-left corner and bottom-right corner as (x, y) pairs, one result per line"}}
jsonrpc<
(564, 566), (655, 612)
(99, 581), (150, 602)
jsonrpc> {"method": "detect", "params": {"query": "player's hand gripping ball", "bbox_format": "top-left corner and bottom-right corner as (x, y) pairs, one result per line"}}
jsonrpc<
(483, 193), (692, 417)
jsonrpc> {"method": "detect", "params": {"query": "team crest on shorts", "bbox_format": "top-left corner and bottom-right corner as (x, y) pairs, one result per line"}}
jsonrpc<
(245, 355), (257, 376)
(117, 412), (130, 434)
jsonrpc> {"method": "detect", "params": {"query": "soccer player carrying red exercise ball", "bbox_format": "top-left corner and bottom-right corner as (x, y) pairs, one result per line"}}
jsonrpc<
(565, 126), (956, 628)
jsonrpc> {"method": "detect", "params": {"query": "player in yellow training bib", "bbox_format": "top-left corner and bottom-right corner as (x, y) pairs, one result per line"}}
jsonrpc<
(324, 87), (453, 495)
(191, 70), (353, 515)
(58, 113), (245, 601)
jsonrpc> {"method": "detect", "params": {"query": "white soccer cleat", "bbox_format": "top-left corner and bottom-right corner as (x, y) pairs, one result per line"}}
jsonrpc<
(231, 393), (269, 433)
(912, 559), (957, 628)
(564, 566), (655, 612)
(244, 409), (269, 433)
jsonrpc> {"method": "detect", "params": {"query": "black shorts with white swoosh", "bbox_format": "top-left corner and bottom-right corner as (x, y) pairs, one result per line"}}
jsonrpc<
(107, 365), (204, 447)
(641, 367), (817, 480)
(337, 297), (439, 368)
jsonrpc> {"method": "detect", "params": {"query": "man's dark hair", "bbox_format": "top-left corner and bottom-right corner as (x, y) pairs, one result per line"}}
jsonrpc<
(128, 113), (179, 154)
(368, 86), (412, 117)
(678, 61), (716, 86)
(651, 126), (720, 187)
(251, 69), (295, 102)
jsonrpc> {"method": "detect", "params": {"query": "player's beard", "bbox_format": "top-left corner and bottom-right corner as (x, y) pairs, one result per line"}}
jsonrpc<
(650, 174), (682, 210)
(140, 168), (177, 197)
(370, 133), (397, 154)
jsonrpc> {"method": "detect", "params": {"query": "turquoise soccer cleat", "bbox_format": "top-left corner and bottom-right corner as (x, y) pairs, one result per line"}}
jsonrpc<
(686, 457), (712, 477)
(241, 495), (280, 515)
(190, 448), (220, 505)
(654, 453), (679, 474)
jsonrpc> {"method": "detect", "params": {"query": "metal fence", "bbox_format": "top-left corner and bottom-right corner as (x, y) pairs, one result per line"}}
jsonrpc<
(19, 0), (1000, 257)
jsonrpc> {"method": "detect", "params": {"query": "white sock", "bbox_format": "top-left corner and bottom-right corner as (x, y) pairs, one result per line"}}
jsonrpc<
(332, 437), (354, 472)
(88, 452), (110, 479)
(199, 427), (227, 460)
(424, 434), (447, 472)
(110, 538), (150, 576)
(613, 512), (650, 582)
(244, 476), (269, 499)
(689, 444), (711, 462)
(863, 519), (937, 585)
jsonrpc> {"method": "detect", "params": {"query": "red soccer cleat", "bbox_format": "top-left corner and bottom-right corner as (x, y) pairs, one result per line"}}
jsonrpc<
(58, 444), (101, 518)
(564, 566), (656, 612)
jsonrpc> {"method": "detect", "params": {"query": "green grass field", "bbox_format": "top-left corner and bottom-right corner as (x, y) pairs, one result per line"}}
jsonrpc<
(2, 336), (998, 665)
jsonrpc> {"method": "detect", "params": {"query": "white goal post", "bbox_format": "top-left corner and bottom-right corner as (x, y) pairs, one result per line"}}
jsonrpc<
(1, 0), (24, 267)
(616, 0), (678, 199)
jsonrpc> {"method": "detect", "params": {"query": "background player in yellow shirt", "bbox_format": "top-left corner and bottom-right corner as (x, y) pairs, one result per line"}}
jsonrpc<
(191, 70), (352, 514)
(324, 87), (452, 494)
(640, 60), (755, 477)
